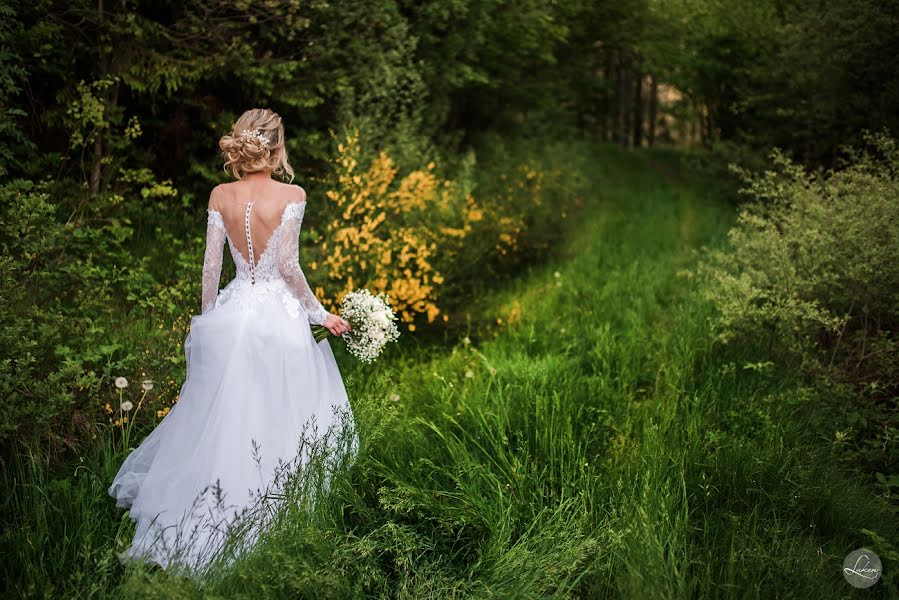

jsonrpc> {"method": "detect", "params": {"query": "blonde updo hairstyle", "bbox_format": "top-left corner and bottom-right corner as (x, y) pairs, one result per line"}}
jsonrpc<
(219, 108), (294, 182)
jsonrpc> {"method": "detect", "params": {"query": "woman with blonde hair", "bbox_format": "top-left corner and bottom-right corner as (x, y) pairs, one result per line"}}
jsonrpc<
(108, 108), (358, 573)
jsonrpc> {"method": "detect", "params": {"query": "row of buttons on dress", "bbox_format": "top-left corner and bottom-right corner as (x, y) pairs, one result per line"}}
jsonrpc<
(245, 201), (255, 285)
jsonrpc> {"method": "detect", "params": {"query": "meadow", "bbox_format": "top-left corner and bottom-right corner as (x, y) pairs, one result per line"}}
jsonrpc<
(4, 140), (895, 598)
(3, 2), (899, 596)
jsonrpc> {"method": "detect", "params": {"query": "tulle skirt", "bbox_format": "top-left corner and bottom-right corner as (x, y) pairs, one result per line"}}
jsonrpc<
(108, 279), (358, 574)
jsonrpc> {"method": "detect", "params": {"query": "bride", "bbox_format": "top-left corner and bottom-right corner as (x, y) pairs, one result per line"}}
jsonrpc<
(108, 108), (358, 573)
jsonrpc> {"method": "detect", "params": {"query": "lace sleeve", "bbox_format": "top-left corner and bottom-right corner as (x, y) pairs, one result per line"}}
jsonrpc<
(201, 209), (226, 314)
(278, 201), (329, 325)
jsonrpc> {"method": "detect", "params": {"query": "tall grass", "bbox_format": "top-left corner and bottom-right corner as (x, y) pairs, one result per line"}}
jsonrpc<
(2, 141), (895, 598)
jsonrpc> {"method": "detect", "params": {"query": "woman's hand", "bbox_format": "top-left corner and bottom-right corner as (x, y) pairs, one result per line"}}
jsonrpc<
(323, 313), (351, 336)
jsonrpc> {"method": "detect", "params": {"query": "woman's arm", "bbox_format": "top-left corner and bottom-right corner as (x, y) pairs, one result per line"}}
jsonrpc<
(277, 196), (329, 325)
(201, 187), (227, 314)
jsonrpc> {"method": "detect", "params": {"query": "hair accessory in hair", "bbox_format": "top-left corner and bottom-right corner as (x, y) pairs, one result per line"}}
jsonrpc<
(240, 129), (271, 148)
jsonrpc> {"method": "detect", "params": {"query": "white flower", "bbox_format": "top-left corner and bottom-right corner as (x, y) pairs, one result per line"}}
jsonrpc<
(462, 336), (471, 346)
(338, 289), (400, 363)
(553, 271), (561, 279)
(115, 377), (129, 389)
(389, 393), (400, 402)
(141, 379), (154, 391)
(464, 370), (474, 379)
(121, 400), (134, 412)
(371, 309), (391, 329)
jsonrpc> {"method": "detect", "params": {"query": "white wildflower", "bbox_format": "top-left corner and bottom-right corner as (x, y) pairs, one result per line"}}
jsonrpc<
(121, 400), (134, 412)
(389, 393), (400, 402)
(115, 377), (129, 389)
(141, 379), (154, 391)
(465, 370), (474, 379)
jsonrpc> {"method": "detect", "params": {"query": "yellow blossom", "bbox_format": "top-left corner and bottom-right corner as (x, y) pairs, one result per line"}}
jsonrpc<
(309, 128), (549, 332)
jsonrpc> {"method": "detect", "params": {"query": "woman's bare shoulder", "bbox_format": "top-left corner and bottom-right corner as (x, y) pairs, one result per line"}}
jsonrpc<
(208, 183), (231, 210)
(280, 182), (306, 203)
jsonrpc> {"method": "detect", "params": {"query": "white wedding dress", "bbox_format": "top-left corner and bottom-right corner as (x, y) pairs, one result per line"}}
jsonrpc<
(109, 184), (358, 573)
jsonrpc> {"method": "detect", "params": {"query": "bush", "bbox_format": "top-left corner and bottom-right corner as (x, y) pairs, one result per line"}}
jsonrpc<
(0, 174), (188, 451)
(305, 128), (584, 332)
(697, 131), (899, 399)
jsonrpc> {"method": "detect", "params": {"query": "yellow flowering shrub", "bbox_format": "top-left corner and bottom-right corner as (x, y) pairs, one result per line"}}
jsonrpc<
(309, 130), (483, 325)
(303, 130), (574, 330)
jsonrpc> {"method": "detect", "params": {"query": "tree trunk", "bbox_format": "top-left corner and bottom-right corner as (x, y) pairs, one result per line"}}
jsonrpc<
(647, 75), (658, 147)
(90, 0), (105, 198)
(604, 51), (615, 142)
(90, 133), (103, 198)
(688, 110), (697, 146)
(616, 49), (630, 147)
(632, 72), (644, 148)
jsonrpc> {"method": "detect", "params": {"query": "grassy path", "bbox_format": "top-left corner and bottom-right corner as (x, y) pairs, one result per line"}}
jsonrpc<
(8, 143), (896, 598)
(168, 144), (892, 598)
(329, 145), (896, 598)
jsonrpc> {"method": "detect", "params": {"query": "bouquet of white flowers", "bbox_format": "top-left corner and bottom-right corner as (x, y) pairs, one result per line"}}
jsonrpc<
(311, 289), (401, 362)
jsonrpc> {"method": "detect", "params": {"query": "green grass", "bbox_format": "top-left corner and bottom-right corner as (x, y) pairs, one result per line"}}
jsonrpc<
(3, 142), (896, 598)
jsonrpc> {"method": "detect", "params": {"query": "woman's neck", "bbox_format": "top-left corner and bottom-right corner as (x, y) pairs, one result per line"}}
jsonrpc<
(243, 170), (273, 182)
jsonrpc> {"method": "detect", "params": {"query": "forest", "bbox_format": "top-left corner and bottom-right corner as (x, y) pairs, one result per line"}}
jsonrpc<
(1, 0), (898, 597)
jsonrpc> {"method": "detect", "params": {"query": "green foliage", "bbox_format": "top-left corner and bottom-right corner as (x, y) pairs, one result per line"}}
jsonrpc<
(650, 0), (899, 164)
(698, 132), (899, 398)
(0, 180), (120, 445)
(423, 131), (593, 323)
(0, 440), (130, 598)
(0, 169), (197, 448)
(4, 146), (896, 597)
(0, 4), (34, 176)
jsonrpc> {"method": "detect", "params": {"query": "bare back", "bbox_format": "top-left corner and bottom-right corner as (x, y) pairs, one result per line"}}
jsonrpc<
(200, 175), (327, 322)
(209, 179), (306, 267)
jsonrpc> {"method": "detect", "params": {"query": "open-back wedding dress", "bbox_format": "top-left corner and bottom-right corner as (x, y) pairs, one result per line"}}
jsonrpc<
(109, 183), (358, 572)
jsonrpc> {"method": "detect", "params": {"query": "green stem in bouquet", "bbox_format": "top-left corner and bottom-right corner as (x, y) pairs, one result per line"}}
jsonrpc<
(311, 324), (330, 343)
(311, 316), (356, 343)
